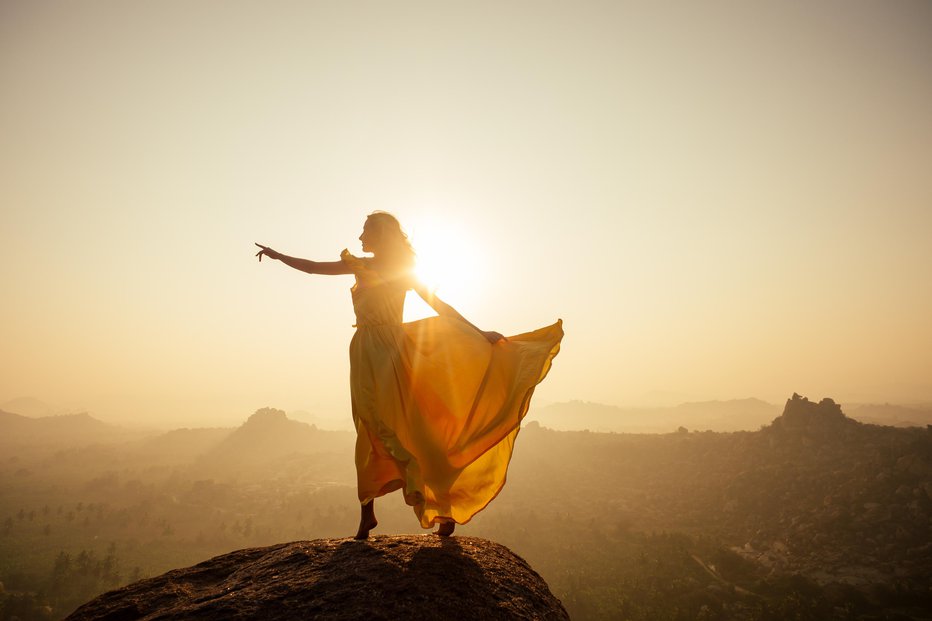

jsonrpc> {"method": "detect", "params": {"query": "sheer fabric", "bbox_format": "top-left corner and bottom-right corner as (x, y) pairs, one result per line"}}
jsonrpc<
(343, 250), (563, 527)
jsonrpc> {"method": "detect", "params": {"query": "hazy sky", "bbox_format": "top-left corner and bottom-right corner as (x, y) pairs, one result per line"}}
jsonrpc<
(2, 0), (931, 427)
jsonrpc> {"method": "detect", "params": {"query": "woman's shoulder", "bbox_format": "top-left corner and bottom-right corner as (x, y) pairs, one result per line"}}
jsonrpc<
(340, 249), (373, 271)
(341, 250), (413, 287)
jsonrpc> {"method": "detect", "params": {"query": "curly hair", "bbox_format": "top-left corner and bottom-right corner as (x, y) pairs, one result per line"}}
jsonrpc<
(365, 211), (416, 269)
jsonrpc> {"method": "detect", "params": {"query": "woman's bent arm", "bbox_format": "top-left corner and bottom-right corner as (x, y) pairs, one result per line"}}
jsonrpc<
(412, 280), (505, 343)
(255, 243), (352, 275)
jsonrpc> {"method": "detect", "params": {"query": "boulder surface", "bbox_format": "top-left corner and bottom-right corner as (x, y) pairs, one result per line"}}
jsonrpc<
(66, 535), (568, 620)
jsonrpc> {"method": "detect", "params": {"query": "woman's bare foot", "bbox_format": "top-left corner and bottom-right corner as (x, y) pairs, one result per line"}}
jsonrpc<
(436, 521), (455, 537)
(354, 501), (378, 540)
(354, 517), (378, 540)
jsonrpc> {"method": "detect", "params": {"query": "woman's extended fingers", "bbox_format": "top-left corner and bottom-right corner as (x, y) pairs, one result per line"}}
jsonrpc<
(255, 243), (271, 262)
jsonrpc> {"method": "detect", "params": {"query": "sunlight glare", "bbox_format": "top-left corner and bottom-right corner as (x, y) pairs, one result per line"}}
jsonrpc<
(407, 218), (488, 312)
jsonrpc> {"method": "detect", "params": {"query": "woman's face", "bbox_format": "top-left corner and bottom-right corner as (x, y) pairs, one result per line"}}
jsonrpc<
(359, 220), (379, 253)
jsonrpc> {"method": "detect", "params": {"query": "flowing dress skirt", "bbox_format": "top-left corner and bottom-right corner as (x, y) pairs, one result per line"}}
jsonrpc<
(350, 316), (563, 527)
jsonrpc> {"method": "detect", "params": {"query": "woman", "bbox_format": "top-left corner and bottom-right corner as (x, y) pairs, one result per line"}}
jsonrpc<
(256, 212), (562, 538)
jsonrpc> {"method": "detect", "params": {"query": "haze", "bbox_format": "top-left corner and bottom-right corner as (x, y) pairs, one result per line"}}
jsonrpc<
(2, 0), (931, 428)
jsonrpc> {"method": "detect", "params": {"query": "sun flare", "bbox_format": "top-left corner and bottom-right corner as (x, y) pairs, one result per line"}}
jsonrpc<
(404, 219), (488, 320)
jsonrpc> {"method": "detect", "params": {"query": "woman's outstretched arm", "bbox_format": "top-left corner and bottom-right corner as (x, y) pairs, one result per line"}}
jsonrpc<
(411, 279), (505, 344)
(255, 243), (352, 275)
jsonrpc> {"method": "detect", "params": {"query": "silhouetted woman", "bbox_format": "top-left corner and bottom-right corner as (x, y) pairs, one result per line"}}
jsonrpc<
(256, 212), (562, 538)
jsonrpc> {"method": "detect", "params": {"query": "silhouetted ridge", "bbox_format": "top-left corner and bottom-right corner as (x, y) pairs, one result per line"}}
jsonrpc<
(0, 409), (144, 446)
(65, 536), (568, 620)
(769, 393), (855, 434)
(243, 406), (293, 427)
(531, 398), (781, 432)
(195, 408), (353, 476)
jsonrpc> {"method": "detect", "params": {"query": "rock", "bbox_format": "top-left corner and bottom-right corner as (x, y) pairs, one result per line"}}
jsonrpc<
(923, 482), (932, 501)
(65, 536), (569, 621)
(772, 394), (851, 432)
(895, 454), (932, 477)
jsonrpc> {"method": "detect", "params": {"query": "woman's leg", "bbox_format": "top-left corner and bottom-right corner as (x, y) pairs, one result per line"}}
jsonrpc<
(435, 519), (455, 537)
(354, 499), (378, 540)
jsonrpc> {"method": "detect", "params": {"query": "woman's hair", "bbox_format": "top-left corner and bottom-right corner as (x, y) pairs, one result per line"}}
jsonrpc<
(366, 211), (416, 269)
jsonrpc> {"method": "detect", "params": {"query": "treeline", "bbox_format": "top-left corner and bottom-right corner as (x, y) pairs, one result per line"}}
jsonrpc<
(0, 545), (141, 621)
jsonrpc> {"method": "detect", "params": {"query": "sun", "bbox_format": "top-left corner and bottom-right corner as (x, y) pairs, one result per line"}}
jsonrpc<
(404, 218), (488, 321)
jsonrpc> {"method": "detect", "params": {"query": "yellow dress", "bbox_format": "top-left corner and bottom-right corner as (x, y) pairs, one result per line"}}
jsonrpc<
(342, 250), (563, 528)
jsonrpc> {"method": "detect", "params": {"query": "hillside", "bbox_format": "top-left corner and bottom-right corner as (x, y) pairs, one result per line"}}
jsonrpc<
(2, 396), (930, 620)
(509, 395), (931, 599)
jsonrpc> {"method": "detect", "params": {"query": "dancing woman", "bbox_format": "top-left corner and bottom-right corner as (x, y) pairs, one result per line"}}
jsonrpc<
(256, 212), (562, 538)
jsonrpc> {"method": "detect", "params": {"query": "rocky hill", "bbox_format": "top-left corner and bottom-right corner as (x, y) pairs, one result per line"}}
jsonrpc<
(723, 395), (932, 586)
(516, 394), (932, 597)
(194, 407), (354, 479)
(65, 535), (568, 620)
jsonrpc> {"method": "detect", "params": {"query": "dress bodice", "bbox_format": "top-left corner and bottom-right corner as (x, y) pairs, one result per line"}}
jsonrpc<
(341, 249), (408, 327)
(350, 282), (406, 327)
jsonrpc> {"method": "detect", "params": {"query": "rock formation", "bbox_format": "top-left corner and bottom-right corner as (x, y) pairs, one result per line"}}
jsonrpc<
(770, 393), (850, 432)
(66, 535), (569, 620)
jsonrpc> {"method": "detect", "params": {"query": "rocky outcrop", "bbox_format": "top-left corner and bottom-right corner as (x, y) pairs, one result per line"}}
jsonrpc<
(769, 393), (850, 432)
(720, 395), (932, 587)
(66, 535), (568, 620)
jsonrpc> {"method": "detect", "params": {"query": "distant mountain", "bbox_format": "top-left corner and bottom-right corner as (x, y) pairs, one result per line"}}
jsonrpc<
(0, 409), (147, 446)
(528, 398), (781, 433)
(845, 403), (932, 427)
(288, 409), (354, 432)
(0, 396), (77, 418)
(197, 408), (354, 474)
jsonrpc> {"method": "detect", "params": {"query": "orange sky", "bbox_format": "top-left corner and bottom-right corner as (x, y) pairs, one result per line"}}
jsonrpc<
(2, 1), (931, 427)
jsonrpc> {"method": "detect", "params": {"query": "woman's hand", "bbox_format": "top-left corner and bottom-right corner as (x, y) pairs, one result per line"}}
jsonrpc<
(482, 330), (507, 344)
(255, 243), (282, 262)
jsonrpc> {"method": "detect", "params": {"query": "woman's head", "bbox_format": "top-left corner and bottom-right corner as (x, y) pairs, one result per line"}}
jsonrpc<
(360, 212), (415, 268)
